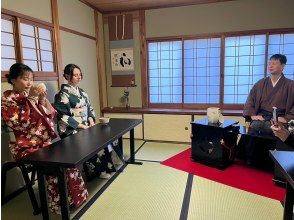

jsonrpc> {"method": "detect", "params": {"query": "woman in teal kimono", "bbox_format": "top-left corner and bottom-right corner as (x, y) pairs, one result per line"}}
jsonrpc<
(54, 64), (115, 180)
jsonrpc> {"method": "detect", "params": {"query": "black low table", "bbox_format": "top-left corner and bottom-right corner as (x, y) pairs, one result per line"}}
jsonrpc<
(191, 118), (239, 169)
(269, 150), (294, 220)
(20, 118), (142, 220)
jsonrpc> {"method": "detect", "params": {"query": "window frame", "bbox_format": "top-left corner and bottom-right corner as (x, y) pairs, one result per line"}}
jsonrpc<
(145, 28), (294, 110)
(1, 11), (58, 81)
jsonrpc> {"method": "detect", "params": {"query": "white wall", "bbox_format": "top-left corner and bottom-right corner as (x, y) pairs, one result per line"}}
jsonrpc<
(146, 0), (294, 37)
(58, 0), (95, 37)
(2, 0), (52, 22)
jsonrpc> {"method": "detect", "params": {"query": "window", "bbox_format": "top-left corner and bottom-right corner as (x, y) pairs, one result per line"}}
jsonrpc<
(148, 41), (182, 104)
(1, 16), (17, 71)
(1, 13), (57, 80)
(147, 30), (294, 109)
(20, 22), (54, 72)
(268, 33), (294, 80)
(184, 38), (221, 104)
(224, 35), (266, 104)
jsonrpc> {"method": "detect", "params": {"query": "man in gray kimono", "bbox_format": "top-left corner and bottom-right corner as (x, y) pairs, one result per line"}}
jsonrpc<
(242, 54), (294, 167)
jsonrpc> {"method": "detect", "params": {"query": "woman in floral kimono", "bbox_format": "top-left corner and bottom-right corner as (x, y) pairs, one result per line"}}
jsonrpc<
(54, 64), (116, 180)
(1, 63), (88, 213)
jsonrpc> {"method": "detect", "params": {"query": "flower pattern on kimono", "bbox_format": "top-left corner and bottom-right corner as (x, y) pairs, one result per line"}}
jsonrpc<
(97, 149), (105, 157)
(43, 131), (49, 140)
(60, 93), (69, 104)
(107, 162), (114, 170)
(61, 115), (70, 124)
(2, 90), (87, 214)
(10, 113), (19, 121)
(85, 162), (95, 173)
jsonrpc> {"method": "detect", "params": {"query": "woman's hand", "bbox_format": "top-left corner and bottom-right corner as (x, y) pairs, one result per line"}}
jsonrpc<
(28, 85), (40, 99)
(88, 117), (95, 126)
(38, 90), (47, 101)
(29, 83), (47, 103)
(78, 124), (89, 129)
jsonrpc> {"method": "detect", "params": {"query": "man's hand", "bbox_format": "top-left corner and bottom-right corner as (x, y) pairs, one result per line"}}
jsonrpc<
(251, 115), (264, 121)
(271, 124), (290, 142)
(277, 116), (287, 124)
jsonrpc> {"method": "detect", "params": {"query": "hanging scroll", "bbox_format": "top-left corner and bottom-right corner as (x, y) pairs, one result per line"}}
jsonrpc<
(108, 14), (135, 87)
(111, 48), (134, 71)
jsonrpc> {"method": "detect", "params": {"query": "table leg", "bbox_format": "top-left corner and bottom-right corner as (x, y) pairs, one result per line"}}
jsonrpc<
(126, 128), (142, 165)
(57, 168), (70, 220)
(113, 140), (125, 165)
(283, 183), (294, 220)
(118, 137), (123, 156)
(37, 169), (49, 220)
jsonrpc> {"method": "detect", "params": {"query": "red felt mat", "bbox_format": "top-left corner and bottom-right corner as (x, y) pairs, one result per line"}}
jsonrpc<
(161, 148), (285, 201)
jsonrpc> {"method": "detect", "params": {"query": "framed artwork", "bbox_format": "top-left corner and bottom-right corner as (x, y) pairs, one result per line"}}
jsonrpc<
(111, 48), (134, 71)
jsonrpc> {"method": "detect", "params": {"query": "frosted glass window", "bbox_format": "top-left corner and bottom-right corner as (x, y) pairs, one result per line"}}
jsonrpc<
(42, 61), (54, 72)
(40, 50), (53, 62)
(39, 28), (51, 40)
(23, 60), (38, 71)
(1, 18), (16, 71)
(20, 23), (34, 36)
(2, 58), (16, 71)
(20, 22), (55, 72)
(2, 45), (16, 59)
(268, 33), (294, 80)
(1, 19), (13, 32)
(23, 48), (37, 60)
(224, 35), (266, 104)
(21, 36), (36, 48)
(39, 39), (52, 51)
(1, 32), (14, 46)
(183, 37), (221, 104)
(148, 41), (182, 104)
(147, 32), (293, 107)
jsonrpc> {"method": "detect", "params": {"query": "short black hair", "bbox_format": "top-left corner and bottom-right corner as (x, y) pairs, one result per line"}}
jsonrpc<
(63, 64), (83, 80)
(6, 63), (33, 84)
(270, 54), (287, 65)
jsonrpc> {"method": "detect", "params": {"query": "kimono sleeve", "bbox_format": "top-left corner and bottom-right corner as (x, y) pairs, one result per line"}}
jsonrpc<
(82, 90), (96, 122)
(243, 84), (258, 118)
(54, 91), (79, 129)
(284, 133), (294, 148)
(284, 81), (294, 121)
(1, 93), (31, 130)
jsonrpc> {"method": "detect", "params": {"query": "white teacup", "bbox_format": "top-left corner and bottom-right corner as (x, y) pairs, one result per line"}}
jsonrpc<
(207, 107), (223, 124)
(99, 117), (110, 124)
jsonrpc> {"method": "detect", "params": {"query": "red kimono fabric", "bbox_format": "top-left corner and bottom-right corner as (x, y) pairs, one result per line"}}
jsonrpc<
(1, 90), (88, 213)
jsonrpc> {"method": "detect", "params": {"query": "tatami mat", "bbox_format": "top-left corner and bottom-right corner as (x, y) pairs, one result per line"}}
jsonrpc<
(122, 139), (145, 159)
(2, 141), (285, 220)
(2, 185), (58, 220)
(82, 162), (188, 220)
(1, 173), (110, 220)
(135, 142), (189, 162)
(188, 176), (283, 220)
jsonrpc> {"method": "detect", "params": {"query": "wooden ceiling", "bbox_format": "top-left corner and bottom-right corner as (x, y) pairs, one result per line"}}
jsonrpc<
(81, 0), (234, 13)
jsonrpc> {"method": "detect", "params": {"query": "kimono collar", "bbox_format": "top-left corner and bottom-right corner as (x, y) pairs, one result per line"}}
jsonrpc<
(4, 90), (28, 98)
(270, 73), (284, 87)
(61, 84), (81, 96)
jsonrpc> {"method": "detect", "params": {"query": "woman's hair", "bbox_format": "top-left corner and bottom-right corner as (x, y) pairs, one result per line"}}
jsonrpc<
(63, 64), (83, 80)
(6, 63), (33, 84)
